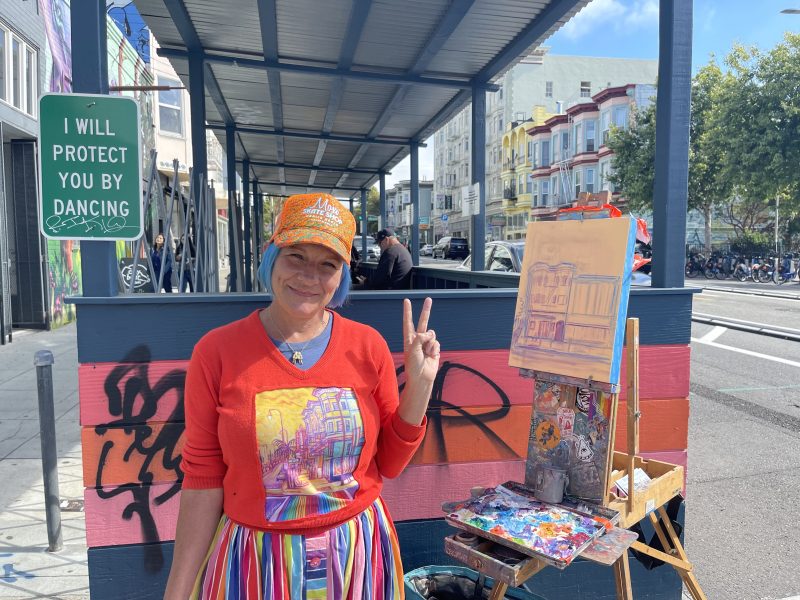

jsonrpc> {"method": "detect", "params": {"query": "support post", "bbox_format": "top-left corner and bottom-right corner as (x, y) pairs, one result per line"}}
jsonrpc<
(379, 172), (386, 230)
(360, 188), (368, 259)
(225, 125), (238, 292)
(410, 142), (420, 266)
(35, 350), (62, 553)
(72, 0), (116, 297)
(188, 51), (208, 291)
(471, 86), (487, 271)
(243, 163), (252, 292)
(651, 0), (692, 288)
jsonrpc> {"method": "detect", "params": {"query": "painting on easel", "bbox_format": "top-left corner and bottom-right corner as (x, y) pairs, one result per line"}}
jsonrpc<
(525, 381), (615, 502)
(509, 217), (637, 387)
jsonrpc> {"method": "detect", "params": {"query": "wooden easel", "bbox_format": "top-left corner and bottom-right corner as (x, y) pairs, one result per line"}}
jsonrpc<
(444, 318), (707, 599)
(606, 319), (707, 600)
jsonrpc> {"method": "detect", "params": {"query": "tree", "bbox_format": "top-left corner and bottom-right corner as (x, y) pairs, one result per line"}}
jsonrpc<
(714, 35), (800, 251)
(606, 104), (656, 214)
(688, 60), (733, 253)
(607, 59), (733, 252)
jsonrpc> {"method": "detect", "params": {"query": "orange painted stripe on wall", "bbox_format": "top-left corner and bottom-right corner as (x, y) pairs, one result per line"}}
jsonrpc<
(79, 395), (687, 488)
(81, 423), (185, 488)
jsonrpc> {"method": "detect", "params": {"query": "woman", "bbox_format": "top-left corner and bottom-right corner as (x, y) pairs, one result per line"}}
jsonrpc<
(164, 193), (439, 599)
(151, 233), (174, 293)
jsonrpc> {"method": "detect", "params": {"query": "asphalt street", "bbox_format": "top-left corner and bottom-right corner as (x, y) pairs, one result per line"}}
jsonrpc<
(687, 287), (800, 600)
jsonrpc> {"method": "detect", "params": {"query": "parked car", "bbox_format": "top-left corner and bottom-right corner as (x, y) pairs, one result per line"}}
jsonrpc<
(458, 241), (526, 272)
(420, 244), (433, 256)
(432, 236), (470, 260)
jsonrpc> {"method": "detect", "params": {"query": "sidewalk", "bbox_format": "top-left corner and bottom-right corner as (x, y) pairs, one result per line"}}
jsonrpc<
(0, 324), (89, 600)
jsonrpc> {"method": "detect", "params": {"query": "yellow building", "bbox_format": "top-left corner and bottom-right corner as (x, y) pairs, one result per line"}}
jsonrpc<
(501, 106), (550, 240)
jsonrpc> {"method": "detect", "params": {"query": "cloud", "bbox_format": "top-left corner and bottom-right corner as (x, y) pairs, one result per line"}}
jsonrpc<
(624, 0), (659, 27)
(560, 0), (658, 41)
(561, 0), (626, 41)
(702, 6), (717, 32)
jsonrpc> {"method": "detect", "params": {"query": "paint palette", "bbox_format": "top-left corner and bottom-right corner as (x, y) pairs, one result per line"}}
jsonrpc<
(445, 483), (607, 569)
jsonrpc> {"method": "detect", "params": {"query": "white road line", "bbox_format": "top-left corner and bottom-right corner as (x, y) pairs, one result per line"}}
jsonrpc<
(691, 337), (800, 368)
(693, 311), (800, 335)
(697, 325), (727, 343)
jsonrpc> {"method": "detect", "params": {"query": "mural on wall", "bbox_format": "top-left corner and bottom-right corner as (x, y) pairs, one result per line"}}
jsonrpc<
(39, 0), (156, 325)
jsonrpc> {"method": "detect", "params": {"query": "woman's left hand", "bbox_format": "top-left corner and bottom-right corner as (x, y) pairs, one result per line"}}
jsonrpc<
(399, 298), (439, 426)
(403, 297), (439, 383)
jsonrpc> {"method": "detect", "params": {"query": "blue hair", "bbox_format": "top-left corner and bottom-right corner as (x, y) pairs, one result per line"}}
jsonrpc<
(257, 244), (351, 308)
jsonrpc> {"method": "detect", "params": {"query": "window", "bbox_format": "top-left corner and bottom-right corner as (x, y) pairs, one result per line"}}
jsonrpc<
(580, 81), (591, 98)
(561, 131), (570, 159)
(574, 169), (582, 198)
(600, 110), (611, 145)
(545, 81), (553, 98)
(25, 48), (35, 116)
(551, 134), (558, 163)
(498, 117), (503, 132)
(11, 37), (21, 109)
(531, 142), (538, 168)
(527, 140), (534, 163)
(158, 76), (183, 135)
(540, 140), (550, 167)
(586, 168), (595, 193)
(613, 106), (629, 128)
(489, 245), (514, 272)
(526, 174), (532, 194)
(551, 175), (559, 203)
(574, 123), (582, 155)
(541, 180), (550, 205)
(0, 26), (7, 102)
(586, 120), (596, 152)
(532, 181), (539, 206)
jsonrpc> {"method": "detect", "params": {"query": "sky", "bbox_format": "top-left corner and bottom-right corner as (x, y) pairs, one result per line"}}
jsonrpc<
(383, 0), (799, 189)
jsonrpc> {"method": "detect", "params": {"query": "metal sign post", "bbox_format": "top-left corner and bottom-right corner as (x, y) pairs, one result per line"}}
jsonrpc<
(38, 93), (143, 241)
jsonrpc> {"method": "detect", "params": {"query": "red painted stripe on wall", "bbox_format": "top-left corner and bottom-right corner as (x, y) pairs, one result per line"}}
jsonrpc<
(78, 344), (688, 426)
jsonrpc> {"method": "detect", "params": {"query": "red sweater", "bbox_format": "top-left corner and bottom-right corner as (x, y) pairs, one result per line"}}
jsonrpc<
(181, 309), (426, 535)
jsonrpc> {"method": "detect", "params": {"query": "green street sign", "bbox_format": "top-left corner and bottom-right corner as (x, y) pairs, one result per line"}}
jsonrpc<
(38, 93), (143, 240)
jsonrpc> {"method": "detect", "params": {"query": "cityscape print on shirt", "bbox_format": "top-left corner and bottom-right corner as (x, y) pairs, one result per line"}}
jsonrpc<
(255, 387), (365, 521)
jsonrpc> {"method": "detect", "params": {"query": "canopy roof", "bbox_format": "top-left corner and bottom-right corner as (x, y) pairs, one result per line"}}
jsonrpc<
(135, 0), (589, 197)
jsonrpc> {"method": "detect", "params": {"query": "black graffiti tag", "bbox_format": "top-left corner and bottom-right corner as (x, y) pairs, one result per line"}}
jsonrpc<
(96, 345), (185, 573)
(397, 360), (518, 463)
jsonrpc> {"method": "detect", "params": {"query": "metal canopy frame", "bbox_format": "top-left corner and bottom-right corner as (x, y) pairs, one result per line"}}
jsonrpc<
(71, 0), (692, 295)
(137, 0), (593, 197)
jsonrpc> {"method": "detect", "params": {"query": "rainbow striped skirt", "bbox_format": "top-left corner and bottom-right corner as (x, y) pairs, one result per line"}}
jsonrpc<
(191, 498), (404, 599)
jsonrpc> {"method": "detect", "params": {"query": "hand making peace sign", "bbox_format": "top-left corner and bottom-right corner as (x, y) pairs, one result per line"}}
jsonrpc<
(398, 297), (440, 426)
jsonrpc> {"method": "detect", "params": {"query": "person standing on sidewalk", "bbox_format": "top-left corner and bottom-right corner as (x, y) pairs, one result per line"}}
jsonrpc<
(163, 193), (439, 599)
(175, 235), (195, 292)
(151, 233), (174, 293)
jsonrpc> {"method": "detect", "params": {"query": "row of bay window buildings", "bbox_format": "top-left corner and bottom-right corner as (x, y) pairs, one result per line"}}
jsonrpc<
(431, 81), (656, 242)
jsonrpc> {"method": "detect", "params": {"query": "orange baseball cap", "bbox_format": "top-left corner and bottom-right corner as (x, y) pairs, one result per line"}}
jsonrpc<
(270, 193), (356, 263)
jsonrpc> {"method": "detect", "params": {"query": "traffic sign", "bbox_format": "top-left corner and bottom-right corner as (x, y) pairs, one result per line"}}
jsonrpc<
(442, 214), (449, 222)
(39, 93), (143, 240)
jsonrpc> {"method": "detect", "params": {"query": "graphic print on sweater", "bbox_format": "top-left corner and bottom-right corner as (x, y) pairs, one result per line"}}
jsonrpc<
(255, 387), (365, 521)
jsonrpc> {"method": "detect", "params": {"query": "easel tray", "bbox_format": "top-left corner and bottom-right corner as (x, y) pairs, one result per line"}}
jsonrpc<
(606, 452), (684, 529)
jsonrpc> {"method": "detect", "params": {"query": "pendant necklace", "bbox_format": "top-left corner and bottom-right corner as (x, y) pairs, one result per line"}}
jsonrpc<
(269, 311), (326, 366)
